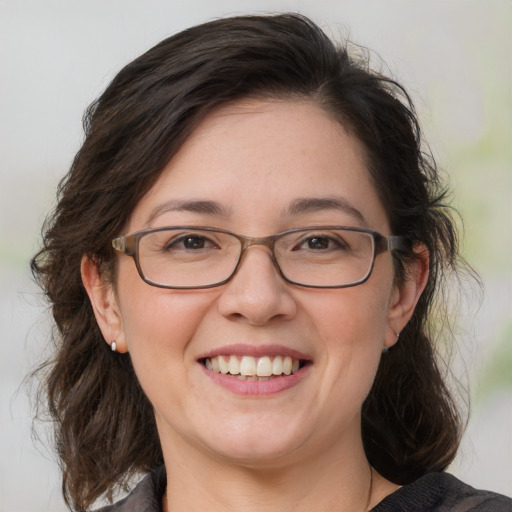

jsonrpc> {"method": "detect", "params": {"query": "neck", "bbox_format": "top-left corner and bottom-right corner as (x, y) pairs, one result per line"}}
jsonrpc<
(161, 433), (384, 512)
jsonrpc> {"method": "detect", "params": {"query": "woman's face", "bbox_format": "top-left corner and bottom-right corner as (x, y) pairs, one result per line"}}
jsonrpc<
(101, 100), (413, 468)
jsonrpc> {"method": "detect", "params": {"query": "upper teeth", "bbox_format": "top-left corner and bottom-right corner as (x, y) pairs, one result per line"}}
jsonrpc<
(205, 355), (300, 377)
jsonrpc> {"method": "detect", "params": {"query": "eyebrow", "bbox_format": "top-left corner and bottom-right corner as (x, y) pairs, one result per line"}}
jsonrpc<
(146, 196), (367, 227)
(287, 197), (368, 226)
(146, 199), (230, 226)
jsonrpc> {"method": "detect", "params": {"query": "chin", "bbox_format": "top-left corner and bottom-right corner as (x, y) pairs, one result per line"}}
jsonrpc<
(210, 442), (301, 468)
(199, 418), (308, 465)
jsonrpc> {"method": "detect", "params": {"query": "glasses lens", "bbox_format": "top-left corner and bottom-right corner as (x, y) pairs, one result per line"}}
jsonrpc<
(275, 228), (375, 287)
(137, 228), (241, 287)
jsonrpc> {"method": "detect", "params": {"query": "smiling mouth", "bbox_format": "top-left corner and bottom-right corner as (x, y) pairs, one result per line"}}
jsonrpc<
(201, 355), (307, 381)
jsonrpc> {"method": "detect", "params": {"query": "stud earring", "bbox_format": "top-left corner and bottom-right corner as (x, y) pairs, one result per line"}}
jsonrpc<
(111, 340), (117, 352)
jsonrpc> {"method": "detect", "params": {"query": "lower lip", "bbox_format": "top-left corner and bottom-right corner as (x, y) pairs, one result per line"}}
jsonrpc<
(201, 365), (309, 396)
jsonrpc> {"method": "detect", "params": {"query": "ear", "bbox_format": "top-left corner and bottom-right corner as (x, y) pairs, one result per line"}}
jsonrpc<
(385, 244), (429, 349)
(81, 255), (128, 353)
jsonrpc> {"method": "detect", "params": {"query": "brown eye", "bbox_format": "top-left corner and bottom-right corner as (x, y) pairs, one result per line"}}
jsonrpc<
(292, 234), (349, 252)
(306, 236), (329, 250)
(182, 236), (206, 249)
(164, 234), (217, 251)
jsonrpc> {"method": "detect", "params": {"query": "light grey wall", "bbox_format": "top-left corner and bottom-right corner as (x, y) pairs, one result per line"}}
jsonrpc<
(1, 1), (510, 510)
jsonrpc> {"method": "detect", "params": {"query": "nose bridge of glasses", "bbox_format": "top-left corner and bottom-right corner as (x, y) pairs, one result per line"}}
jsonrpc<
(237, 234), (280, 268)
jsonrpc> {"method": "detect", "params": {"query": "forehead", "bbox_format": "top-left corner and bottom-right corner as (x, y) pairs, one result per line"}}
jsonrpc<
(127, 99), (388, 233)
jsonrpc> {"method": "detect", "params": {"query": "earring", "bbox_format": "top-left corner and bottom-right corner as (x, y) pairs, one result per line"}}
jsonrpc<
(111, 340), (117, 352)
(382, 330), (400, 353)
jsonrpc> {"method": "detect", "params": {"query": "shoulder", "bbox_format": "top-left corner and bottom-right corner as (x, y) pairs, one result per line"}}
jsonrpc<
(372, 472), (512, 512)
(93, 467), (166, 512)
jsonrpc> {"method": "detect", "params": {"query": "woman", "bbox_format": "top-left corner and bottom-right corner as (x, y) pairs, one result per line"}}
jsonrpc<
(32, 13), (511, 512)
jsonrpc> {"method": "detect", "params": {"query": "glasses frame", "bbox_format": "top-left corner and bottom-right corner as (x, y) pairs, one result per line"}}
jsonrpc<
(112, 225), (410, 290)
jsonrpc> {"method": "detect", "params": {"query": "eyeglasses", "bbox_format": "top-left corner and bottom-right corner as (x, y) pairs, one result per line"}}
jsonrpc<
(112, 226), (409, 289)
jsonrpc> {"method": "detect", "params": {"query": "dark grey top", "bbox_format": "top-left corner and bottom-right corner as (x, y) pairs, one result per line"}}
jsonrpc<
(96, 467), (512, 511)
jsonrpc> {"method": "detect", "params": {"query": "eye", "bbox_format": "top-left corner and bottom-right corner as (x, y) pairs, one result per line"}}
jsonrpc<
(165, 233), (218, 251)
(181, 235), (207, 249)
(294, 233), (349, 252)
(305, 236), (330, 250)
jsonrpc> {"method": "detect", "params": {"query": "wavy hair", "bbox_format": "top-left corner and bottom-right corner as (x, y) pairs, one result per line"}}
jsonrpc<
(32, 13), (467, 511)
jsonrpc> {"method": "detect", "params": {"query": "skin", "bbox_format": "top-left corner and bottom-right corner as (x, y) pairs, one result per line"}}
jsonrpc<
(83, 99), (428, 511)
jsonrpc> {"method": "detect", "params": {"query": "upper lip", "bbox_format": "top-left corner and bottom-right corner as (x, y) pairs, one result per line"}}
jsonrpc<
(197, 344), (312, 362)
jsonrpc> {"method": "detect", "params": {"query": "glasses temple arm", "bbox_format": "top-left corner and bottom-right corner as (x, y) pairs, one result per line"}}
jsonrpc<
(383, 235), (411, 253)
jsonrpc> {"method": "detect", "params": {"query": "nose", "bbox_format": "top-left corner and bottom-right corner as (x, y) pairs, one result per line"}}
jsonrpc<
(217, 246), (297, 325)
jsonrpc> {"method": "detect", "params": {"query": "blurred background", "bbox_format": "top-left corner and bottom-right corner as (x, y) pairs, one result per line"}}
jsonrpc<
(1, 0), (510, 510)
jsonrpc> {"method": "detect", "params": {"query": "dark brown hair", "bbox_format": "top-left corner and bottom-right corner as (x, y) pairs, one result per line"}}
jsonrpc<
(32, 13), (466, 511)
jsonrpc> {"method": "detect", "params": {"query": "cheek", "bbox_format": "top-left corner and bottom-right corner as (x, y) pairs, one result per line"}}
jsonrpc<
(116, 284), (222, 426)
(115, 263), (218, 366)
(305, 275), (393, 392)
(307, 283), (392, 349)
